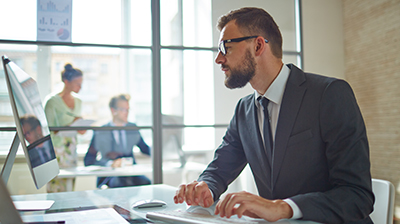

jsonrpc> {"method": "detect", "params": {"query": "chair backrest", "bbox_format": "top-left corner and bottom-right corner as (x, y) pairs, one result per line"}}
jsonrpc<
(370, 178), (395, 224)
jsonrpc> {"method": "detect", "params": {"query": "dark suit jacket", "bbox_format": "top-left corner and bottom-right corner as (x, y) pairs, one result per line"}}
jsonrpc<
(28, 138), (56, 168)
(84, 122), (150, 166)
(198, 64), (374, 224)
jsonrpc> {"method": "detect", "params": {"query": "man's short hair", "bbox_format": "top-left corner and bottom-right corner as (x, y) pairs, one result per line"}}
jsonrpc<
(109, 94), (131, 109)
(217, 7), (283, 58)
(20, 114), (41, 129)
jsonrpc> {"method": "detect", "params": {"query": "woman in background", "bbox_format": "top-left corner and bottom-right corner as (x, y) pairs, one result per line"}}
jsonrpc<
(44, 63), (85, 192)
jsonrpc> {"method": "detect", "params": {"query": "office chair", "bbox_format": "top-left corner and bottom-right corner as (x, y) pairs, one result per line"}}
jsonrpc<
(370, 178), (395, 224)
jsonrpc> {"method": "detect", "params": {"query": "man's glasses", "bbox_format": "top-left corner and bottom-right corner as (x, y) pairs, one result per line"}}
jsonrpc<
(115, 107), (129, 113)
(218, 36), (268, 56)
(23, 125), (38, 137)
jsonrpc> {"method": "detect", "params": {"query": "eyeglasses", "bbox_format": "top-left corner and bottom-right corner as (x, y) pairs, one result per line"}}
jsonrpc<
(115, 107), (129, 113)
(23, 125), (38, 136)
(218, 36), (268, 56)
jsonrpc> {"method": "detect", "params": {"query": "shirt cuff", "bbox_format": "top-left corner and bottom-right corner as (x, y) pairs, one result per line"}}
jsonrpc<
(105, 160), (113, 167)
(283, 198), (303, 219)
(209, 189), (214, 199)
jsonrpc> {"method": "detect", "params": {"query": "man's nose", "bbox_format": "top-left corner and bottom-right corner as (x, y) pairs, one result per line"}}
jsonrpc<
(215, 51), (225, 64)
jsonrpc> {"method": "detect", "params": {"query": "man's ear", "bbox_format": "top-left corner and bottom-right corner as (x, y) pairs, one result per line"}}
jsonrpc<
(254, 37), (266, 56)
(36, 126), (43, 134)
(111, 108), (117, 115)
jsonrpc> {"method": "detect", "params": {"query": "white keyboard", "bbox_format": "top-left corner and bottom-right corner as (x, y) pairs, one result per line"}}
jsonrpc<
(146, 210), (259, 224)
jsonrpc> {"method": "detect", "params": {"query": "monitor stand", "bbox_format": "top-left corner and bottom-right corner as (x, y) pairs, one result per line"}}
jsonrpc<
(1, 133), (54, 211)
(1, 133), (20, 185)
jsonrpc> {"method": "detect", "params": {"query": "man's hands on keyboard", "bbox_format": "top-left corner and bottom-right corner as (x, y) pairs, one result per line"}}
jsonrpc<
(174, 181), (214, 208)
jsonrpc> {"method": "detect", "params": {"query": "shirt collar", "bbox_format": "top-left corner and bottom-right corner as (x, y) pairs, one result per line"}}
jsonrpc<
(110, 121), (127, 127)
(255, 64), (290, 106)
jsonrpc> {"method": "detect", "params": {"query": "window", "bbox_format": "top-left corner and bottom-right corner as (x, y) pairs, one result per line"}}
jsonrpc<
(0, 0), (302, 185)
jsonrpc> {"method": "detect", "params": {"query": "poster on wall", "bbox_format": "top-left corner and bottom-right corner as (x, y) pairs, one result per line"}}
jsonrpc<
(37, 0), (72, 42)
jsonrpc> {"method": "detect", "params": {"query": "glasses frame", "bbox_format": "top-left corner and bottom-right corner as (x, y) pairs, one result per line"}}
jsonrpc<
(218, 36), (269, 56)
(115, 107), (130, 113)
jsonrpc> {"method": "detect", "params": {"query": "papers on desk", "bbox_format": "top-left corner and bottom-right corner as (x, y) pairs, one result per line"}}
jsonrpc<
(22, 208), (129, 224)
(76, 165), (110, 172)
(57, 119), (95, 137)
(14, 200), (55, 211)
(70, 119), (96, 127)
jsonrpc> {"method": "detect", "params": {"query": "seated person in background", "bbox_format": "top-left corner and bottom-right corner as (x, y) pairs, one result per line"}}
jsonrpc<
(20, 115), (56, 168)
(84, 94), (151, 188)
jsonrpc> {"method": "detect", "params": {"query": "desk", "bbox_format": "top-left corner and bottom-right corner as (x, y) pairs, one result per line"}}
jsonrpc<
(58, 162), (207, 191)
(13, 184), (320, 224)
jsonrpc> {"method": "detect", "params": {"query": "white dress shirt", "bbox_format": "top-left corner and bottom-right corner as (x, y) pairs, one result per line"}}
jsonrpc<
(254, 64), (302, 220)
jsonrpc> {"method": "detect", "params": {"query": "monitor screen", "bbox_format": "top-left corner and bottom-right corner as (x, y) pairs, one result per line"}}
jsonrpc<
(2, 55), (59, 189)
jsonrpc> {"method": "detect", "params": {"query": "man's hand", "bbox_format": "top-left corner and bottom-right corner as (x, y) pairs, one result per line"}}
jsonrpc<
(111, 158), (122, 168)
(215, 191), (293, 222)
(173, 181), (214, 208)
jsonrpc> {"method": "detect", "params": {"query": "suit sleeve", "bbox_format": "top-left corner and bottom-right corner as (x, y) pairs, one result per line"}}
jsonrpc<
(137, 135), (151, 156)
(88, 131), (112, 166)
(290, 80), (374, 223)
(197, 99), (248, 201)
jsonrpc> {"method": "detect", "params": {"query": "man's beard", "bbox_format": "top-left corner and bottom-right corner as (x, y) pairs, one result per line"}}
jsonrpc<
(224, 50), (256, 89)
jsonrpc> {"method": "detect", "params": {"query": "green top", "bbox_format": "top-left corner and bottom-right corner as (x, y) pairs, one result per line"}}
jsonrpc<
(44, 93), (82, 169)
(44, 93), (82, 127)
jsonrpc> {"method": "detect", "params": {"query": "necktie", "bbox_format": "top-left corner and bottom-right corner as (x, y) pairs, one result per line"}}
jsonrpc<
(37, 147), (47, 163)
(258, 96), (273, 163)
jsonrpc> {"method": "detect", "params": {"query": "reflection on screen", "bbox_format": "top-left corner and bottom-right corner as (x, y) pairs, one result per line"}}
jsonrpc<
(7, 62), (56, 168)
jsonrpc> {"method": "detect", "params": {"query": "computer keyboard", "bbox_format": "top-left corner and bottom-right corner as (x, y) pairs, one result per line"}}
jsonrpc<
(146, 210), (259, 224)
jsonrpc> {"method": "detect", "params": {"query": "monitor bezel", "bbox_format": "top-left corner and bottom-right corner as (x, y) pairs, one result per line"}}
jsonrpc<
(2, 55), (59, 189)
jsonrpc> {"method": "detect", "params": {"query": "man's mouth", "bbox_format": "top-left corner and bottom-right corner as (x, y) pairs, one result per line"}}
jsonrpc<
(221, 65), (229, 73)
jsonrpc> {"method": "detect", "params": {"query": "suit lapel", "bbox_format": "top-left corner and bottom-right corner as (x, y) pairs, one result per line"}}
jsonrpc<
(272, 64), (306, 188)
(106, 122), (117, 152)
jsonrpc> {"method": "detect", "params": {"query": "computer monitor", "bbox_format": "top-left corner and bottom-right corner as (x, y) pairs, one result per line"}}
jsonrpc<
(1, 55), (59, 189)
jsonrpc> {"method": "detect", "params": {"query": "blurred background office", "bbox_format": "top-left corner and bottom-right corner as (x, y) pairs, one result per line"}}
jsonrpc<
(0, 0), (399, 220)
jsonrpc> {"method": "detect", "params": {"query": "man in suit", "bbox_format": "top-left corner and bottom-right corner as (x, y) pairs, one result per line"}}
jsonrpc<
(20, 115), (56, 168)
(84, 94), (151, 188)
(174, 7), (374, 223)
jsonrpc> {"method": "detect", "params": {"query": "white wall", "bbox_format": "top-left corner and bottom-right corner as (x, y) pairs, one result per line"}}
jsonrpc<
(302, 0), (345, 79)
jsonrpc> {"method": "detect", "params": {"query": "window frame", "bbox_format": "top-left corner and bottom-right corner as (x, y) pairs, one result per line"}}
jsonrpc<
(0, 0), (303, 184)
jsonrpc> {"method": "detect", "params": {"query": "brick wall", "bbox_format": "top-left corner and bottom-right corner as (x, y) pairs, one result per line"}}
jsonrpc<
(342, 0), (400, 217)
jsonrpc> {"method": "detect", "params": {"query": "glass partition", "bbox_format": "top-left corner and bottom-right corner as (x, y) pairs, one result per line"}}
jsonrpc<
(0, 0), (302, 188)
